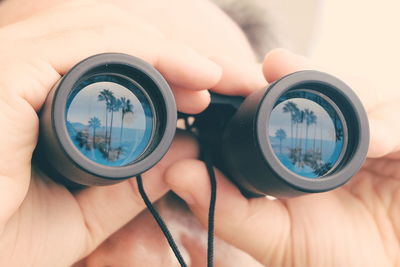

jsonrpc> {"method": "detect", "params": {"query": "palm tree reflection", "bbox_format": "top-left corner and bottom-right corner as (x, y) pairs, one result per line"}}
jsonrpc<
(274, 100), (343, 176)
(88, 117), (101, 148)
(70, 88), (136, 163)
(275, 128), (287, 154)
(119, 97), (134, 146)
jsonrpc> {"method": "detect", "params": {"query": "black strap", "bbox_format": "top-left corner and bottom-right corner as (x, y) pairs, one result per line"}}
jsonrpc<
(136, 175), (188, 267)
(137, 115), (217, 266)
(204, 148), (217, 267)
(135, 151), (217, 267)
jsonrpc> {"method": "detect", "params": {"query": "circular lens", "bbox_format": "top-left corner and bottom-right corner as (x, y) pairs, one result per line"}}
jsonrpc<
(66, 75), (154, 167)
(268, 89), (347, 178)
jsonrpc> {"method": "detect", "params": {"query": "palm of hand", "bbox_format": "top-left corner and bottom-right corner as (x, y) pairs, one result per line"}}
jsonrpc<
(174, 155), (400, 267)
(0, 141), (195, 267)
(271, 156), (400, 267)
(0, 94), (198, 266)
(0, 94), (88, 265)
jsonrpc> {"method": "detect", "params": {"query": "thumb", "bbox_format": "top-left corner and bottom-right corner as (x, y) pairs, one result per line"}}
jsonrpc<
(164, 159), (291, 266)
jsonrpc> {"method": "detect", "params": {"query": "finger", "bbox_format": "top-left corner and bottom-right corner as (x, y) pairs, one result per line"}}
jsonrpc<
(367, 101), (400, 158)
(0, 97), (37, 229)
(209, 56), (267, 96)
(362, 157), (400, 181)
(172, 86), (211, 114)
(165, 159), (290, 265)
(261, 48), (381, 112)
(74, 131), (199, 258)
(263, 48), (313, 83)
(33, 33), (220, 111)
(156, 42), (222, 92)
(1, 7), (222, 112)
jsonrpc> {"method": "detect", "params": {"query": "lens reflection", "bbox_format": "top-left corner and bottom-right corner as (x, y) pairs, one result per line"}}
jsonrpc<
(66, 75), (154, 167)
(269, 90), (346, 178)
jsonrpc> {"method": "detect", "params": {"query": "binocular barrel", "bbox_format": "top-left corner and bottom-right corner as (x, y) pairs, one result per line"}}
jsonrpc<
(37, 53), (177, 187)
(36, 53), (369, 198)
(194, 71), (369, 198)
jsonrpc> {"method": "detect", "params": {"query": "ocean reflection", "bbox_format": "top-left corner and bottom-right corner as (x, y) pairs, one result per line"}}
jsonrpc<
(269, 90), (345, 178)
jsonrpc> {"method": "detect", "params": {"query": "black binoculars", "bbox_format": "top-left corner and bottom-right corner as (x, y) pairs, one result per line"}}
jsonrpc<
(37, 53), (369, 198)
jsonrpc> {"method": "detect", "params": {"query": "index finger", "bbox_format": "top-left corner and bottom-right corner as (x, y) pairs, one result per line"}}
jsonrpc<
(263, 48), (313, 83)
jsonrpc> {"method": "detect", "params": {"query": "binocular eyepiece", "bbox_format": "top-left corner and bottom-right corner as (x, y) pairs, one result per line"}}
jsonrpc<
(38, 53), (177, 187)
(37, 53), (369, 198)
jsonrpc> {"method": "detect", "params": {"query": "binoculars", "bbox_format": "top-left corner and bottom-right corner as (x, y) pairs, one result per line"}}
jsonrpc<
(37, 53), (369, 198)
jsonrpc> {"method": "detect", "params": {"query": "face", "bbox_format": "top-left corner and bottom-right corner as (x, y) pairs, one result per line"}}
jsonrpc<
(0, 0), (257, 62)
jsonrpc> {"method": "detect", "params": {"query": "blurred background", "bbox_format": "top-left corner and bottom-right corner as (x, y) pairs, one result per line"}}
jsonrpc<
(273, 0), (400, 91)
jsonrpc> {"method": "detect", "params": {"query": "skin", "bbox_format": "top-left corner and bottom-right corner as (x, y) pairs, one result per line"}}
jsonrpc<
(0, 0), (399, 266)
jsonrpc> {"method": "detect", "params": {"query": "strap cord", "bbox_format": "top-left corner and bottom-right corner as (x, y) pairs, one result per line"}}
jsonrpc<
(135, 155), (217, 267)
(203, 147), (217, 267)
(136, 175), (188, 267)
(136, 116), (217, 266)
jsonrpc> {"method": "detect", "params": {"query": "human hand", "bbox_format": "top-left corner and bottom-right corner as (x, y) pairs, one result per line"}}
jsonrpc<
(0, 1), (223, 266)
(164, 49), (400, 267)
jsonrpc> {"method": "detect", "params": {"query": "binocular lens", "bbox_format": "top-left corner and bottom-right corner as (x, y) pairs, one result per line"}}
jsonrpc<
(66, 75), (154, 167)
(38, 53), (176, 187)
(269, 89), (346, 178)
